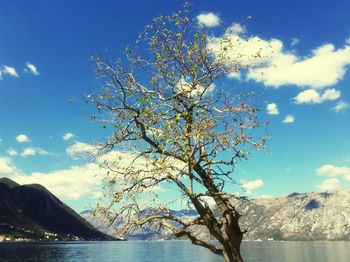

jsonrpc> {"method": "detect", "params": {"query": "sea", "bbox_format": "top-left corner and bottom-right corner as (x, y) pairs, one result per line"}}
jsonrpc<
(0, 240), (349, 262)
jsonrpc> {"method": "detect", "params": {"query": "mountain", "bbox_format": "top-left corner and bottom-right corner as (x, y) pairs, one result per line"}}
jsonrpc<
(81, 208), (200, 240)
(81, 209), (175, 240)
(0, 177), (114, 241)
(233, 190), (350, 240)
(82, 189), (350, 241)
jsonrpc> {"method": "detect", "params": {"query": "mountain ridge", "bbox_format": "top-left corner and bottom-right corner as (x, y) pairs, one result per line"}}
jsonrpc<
(0, 177), (115, 241)
(82, 189), (350, 241)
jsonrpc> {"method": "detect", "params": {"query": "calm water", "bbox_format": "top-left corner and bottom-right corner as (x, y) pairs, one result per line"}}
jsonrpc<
(0, 240), (349, 262)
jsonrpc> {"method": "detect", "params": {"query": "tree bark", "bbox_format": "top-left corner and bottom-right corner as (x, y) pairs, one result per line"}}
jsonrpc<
(221, 211), (244, 262)
(223, 249), (244, 262)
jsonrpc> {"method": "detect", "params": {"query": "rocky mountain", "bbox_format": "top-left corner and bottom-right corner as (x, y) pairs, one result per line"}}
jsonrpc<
(82, 189), (350, 241)
(0, 177), (114, 241)
(234, 190), (350, 241)
(81, 209), (187, 240)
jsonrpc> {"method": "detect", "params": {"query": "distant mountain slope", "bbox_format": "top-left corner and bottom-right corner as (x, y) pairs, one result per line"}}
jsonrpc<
(234, 190), (350, 240)
(82, 190), (350, 241)
(0, 177), (114, 241)
(81, 208), (197, 240)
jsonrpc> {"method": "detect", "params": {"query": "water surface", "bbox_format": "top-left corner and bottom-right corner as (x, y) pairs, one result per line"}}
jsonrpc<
(0, 240), (349, 261)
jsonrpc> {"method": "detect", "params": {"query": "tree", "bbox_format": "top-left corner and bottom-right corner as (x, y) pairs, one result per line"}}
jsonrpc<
(89, 4), (266, 262)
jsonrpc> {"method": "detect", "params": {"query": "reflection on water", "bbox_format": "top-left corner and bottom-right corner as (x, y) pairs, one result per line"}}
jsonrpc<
(0, 240), (349, 262)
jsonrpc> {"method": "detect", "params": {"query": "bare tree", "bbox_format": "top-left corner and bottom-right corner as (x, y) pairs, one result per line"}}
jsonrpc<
(89, 4), (266, 262)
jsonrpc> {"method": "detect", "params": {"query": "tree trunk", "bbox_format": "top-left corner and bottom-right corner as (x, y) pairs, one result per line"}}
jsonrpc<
(222, 209), (245, 262)
(221, 228), (244, 262)
(223, 249), (244, 262)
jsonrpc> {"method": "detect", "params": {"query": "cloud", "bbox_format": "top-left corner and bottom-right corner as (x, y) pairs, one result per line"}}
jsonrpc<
(11, 148), (161, 200)
(208, 27), (281, 71)
(2, 65), (18, 77)
(175, 77), (215, 97)
(316, 164), (350, 177)
(66, 141), (97, 158)
(63, 133), (75, 141)
(257, 194), (273, 199)
(1, 144), (104, 200)
(332, 101), (349, 112)
(242, 179), (264, 190)
(0, 157), (20, 176)
(294, 88), (341, 104)
(290, 38), (300, 47)
(1, 140), (170, 201)
(283, 115), (295, 123)
(20, 147), (52, 157)
(13, 163), (103, 200)
(209, 25), (350, 89)
(315, 164), (350, 192)
(316, 178), (341, 191)
(196, 12), (220, 27)
(227, 23), (246, 35)
(249, 43), (350, 89)
(6, 149), (17, 156)
(12, 158), (163, 201)
(266, 103), (279, 115)
(26, 62), (40, 76)
(16, 134), (30, 143)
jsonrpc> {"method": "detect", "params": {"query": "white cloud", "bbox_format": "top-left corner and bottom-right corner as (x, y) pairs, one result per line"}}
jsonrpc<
(209, 25), (350, 89)
(242, 179), (264, 190)
(175, 77), (215, 97)
(2, 65), (18, 77)
(20, 147), (51, 157)
(208, 28), (282, 72)
(6, 149), (17, 156)
(227, 23), (245, 35)
(316, 164), (350, 177)
(317, 88), (341, 101)
(294, 89), (320, 104)
(1, 143), (169, 201)
(11, 149), (161, 200)
(315, 164), (350, 192)
(0, 145), (105, 200)
(257, 194), (273, 199)
(63, 133), (75, 141)
(249, 43), (350, 89)
(66, 141), (97, 158)
(26, 62), (39, 76)
(91, 191), (103, 199)
(316, 178), (341, 191)
(13, 163), (103, 200)
(266, 103), (279, 115)
(20, 148), (37, 157)
(294, 88), (341, 104)
(0, 157), (20, 176)
(290, 38), (300, 47)
(332, 101), (349, 112)
(196, 12), (220, 27)
(283, 115), (295, 123)
(16, 134), (30, 143)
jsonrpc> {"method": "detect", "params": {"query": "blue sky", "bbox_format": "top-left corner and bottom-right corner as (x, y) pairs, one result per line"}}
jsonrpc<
(0, 0), (350, 211)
